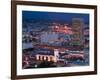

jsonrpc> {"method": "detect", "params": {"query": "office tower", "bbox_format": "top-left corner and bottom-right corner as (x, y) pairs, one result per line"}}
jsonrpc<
(72, 18), (84, 46)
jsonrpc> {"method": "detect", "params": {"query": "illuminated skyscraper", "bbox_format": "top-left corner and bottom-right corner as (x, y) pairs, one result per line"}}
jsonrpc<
(72, 18), (84, 46)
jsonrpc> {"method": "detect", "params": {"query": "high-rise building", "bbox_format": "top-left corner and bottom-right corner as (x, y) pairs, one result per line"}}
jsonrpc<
(72, 18), (84, 46)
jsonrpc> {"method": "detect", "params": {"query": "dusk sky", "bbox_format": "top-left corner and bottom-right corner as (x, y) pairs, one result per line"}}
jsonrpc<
(22, 11), (89, 24)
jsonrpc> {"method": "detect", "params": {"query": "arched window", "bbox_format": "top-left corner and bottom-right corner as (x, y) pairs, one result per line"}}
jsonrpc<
(38, 56), (41, 60)
(42, 56), (44, 61)
(46, 56), (48, 61)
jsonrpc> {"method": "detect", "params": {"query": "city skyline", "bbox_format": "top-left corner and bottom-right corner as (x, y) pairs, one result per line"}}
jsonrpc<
(22, 11), (89, 69)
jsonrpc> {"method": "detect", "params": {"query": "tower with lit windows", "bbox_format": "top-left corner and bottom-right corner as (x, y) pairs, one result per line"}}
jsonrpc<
(72, 18), (84, 46)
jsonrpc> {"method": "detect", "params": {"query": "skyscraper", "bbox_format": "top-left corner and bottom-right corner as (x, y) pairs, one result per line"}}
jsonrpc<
(72, 18), (84, 46)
